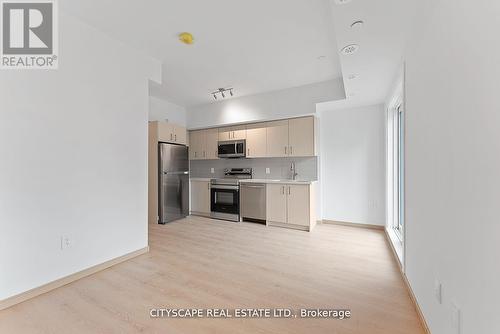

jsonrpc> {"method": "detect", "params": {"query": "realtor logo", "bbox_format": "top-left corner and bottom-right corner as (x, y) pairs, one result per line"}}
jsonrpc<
(1, 0), (58, 69)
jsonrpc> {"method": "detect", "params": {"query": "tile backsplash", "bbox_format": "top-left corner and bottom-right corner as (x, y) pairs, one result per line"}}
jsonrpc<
(190, 157), (318, 181)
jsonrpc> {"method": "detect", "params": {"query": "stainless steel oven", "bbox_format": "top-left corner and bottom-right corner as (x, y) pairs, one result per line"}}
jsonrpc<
(210, 168), (252, 222)
(218, 140), (246, 158)
(210, 182), (240, 221)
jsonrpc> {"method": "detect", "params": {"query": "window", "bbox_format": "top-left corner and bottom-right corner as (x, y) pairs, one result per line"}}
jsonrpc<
(386, 76), (405, 266)
(396, 104), (404, 239)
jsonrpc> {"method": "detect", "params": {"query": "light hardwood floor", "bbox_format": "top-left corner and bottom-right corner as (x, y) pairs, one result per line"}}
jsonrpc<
(0, 216), (425, 334)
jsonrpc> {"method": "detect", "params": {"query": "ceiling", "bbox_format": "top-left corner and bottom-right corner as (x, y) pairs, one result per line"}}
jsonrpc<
(329, 0), (416, 107)
(61, 0), (343, 107)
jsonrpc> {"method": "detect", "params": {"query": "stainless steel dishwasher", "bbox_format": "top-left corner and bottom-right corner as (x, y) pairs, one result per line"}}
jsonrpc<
(240, 183), (266, 223)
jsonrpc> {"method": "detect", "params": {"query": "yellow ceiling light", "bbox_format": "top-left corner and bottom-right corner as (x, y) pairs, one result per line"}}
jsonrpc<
(179, 32), (194, 45)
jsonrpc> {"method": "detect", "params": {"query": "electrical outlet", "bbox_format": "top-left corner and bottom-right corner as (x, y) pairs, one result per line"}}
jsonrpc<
(265, 168), (270, 174)
(451, 301), (461, 334)
(434, 280), (442, 304)
(210, 168), (215, 174)
(60, 236), (72, 250)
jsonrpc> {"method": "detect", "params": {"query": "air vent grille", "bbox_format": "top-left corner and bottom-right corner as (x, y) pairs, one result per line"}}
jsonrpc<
(341, 44), (359, 55)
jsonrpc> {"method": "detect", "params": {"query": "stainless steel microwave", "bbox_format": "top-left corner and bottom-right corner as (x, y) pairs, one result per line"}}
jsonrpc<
(218, 140), (246, 158)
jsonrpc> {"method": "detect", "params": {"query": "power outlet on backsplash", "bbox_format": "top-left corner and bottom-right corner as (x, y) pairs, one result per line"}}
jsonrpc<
(190, 157), (318, 180)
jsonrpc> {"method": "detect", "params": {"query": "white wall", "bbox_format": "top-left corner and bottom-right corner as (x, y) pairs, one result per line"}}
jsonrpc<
(319, 105), (386, 226)
(402, 1), (500, 333)
(0, 12), (156, 300)
(149, 96), (186, 126)
(187, 79), (345, 129)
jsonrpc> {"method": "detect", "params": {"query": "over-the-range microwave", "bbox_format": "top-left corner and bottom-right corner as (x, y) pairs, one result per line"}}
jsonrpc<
(218, 140), (246, 158)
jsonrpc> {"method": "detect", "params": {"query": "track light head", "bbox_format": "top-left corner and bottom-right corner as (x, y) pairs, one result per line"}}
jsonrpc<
(211, 87), (233, 100)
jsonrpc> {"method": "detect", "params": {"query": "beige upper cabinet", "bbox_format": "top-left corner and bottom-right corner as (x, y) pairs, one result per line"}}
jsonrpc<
(266, 120), (289, 157)
(173, 124), (187, 145)
(231, 125), (246, 140)
(266, 184), (287, 223)
(189, 129), (218, 160)
(286, 185), (310, 227)
(246, 123), (267, 158)
(219, 125), (246, 141)
(189, 130), (206, 160)
(156, 121), (187, 145)
(288, 117), (314, 157)
(188, 116), (316, 160)
(205, 128), (219, 160)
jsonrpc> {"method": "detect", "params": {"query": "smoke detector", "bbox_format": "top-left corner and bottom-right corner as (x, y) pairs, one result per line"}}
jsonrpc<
(351, 20), (364, 29)
(341, 44), (359, 55)
(334, 0), (353, 4)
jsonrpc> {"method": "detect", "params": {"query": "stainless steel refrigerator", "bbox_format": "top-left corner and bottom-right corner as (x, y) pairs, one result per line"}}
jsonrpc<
(158, 143), (189, 224)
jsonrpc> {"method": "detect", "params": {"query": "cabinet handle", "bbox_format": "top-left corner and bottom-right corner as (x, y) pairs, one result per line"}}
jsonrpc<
(203, 151), (206, 158)
(195, 152), (197, 158)
(288, 186), (291, 195)
(175, 134), (177, 141)
(290, 146), (293, 155)
(284, 146), (287, 155)
(247, 148), (250, 156)
(170, 133), (173, 141)
(281, 186), (285, 195)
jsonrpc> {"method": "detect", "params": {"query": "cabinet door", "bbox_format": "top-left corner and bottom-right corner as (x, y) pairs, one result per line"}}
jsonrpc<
(189, 131), (205, 160)
(205, 128), (219, 160)
(266, 120), (289, 157)
(266, 184), (287, 223)
(189, 131), (197, 160)
(219, 125), (246, 141)
(231, 125), (247, 140)
(246, 123), (267, 158)
(218, 127), (232, 141)
(286, 185), (310, 227)
(173, 125), (187, 145)
(191, 181), (210, 214)
(157, 122), (174, 143)
(288, 117), (314, 157)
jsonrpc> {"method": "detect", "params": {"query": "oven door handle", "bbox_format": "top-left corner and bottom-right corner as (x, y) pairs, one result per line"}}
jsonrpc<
(211, 185), (239, 190)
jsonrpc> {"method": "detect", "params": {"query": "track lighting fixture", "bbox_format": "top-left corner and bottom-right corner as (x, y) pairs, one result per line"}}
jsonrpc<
(211, 87), (234, 100)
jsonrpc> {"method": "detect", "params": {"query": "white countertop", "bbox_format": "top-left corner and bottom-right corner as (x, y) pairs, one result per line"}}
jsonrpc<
(190, 177), (316, 185)
(189, 177), (212, 182)
(239, 179), (316, 185)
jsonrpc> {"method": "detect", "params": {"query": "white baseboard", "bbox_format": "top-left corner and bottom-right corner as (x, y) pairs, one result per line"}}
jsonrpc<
(321, 219), (384, 230)
(0, 246), (149, 311)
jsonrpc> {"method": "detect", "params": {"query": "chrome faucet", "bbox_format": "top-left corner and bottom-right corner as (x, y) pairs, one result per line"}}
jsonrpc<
(290, 161), (298, 180)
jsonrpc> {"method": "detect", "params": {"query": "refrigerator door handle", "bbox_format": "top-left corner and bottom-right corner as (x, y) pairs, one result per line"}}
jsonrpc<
(164, 171), (189, 175)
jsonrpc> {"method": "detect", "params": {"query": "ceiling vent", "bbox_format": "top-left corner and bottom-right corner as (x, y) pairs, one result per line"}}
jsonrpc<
(341, 44), (359, 55)
(334, 0), (353, 4)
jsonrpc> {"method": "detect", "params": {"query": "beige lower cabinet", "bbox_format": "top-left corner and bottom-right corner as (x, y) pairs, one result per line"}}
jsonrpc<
(266, 183), (316, 231)
(190, 180), (211, 216)
(266, 184), (287, 223)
